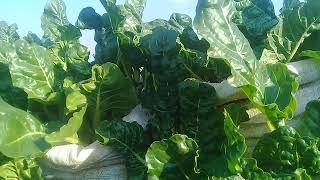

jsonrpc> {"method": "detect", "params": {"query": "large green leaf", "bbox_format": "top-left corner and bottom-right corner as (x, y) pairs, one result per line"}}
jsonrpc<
(10, 40), (55, 101)
(194, 0), (257, 87)
(41, 82), (88, 145)
(145, 134), (203, 180)
(80, 63), (138, 128)
(241, 63), (299, 127)
(41, 0), (69, 42)
(224, 109), (246, 174)
(0, 98), (47, 158)
(0, 21), (19, 43)
(268, 0), (320, 62)
(45, 106), (87, 145)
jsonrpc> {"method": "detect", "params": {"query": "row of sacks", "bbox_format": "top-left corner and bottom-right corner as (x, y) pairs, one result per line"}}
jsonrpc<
(39, 59), (320, 179)
(211, 59), (320, 155)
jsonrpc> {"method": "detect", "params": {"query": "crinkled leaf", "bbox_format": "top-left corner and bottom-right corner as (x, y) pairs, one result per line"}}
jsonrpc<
(233, 0), (278, 58)
(96, 120), (147, 179)
(140, 27), (179, 59)
(145, 134), (202, 180)
(268, 0), (320, 62)
(177, 79), (248, 177)
(57, 24), (81, 42)
(123, 0), (147, 32)
(65, 90), (87, 112)
(93, 15), (119, 64)
(93, 0), (147, 65)
(0, 98), (48, 158)
(41, 0), (69, 42)
(234, 0), (278, 38)
(99, 0), (124, 32)
(180, 27), (210, 53)
(65, 42), (91, 78)
(253, 126), (320, 176)
(0, 21), (19, 43)
(96, 120), (144, 149)
(240, 158), (272, 180)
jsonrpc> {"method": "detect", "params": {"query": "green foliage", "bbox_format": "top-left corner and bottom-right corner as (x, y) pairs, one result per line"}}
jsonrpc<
(2, 0), (320, 179)
(234, 0), (278, 58)
(292, 99), (320, 137)
(194, 0), (299, 129)
(0, 21), (19, 43)
(0, 98), (48, 158)
(0, 0), (139, 177)
(80, 63), (138, 129)
(0, 158), (43, 180)
(145, 134), (202, 180)
(268, 0), (320, 62)
(253, 126), (320, 176)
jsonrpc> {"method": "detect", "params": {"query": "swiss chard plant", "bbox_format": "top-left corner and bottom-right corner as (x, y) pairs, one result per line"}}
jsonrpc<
(2, 0), (320, 179)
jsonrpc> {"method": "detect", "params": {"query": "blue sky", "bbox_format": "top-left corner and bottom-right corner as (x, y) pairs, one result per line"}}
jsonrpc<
(0, 0), (284, 59)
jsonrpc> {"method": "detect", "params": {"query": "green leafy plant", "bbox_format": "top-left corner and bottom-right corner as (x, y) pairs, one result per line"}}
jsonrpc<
(2, 0), (320, 179)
